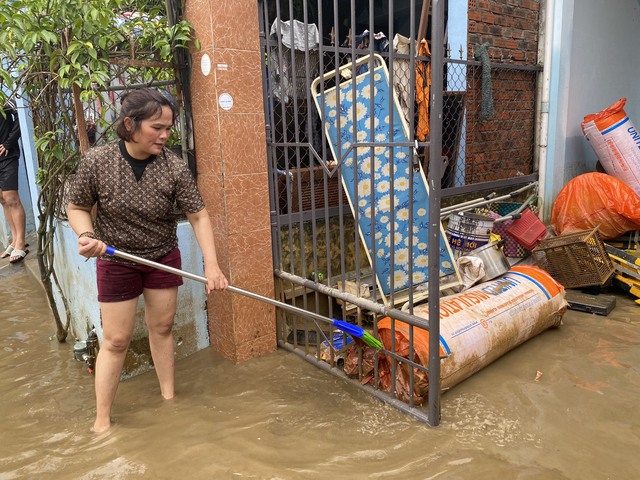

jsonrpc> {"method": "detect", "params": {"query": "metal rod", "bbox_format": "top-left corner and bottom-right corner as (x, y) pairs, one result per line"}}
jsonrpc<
(429, 0), (445, 428)
(108, 249), (344, 329)
(492, 193), (537, 223)
(275, 270), (432, 329)
(440, 181), (537, 215)
(440, 192), (498, 214)
(442, 174), (538, 197)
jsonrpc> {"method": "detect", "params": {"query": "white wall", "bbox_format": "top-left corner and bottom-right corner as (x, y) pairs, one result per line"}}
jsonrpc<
(544, 0), (640, 218)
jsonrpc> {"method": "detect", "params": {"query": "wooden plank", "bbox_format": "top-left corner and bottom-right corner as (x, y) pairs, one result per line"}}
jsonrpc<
(418, 0), (431, 41)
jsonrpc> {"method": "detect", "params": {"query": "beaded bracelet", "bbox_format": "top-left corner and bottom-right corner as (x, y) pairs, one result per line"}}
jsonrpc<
(78, 231), (97, 240)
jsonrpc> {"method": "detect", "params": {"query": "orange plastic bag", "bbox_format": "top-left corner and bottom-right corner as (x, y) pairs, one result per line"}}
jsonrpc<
(551, 172), (640, 239)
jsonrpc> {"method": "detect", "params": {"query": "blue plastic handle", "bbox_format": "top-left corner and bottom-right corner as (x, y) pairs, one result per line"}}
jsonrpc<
(105, 245), (116, 255)
(332, 319), (364, 338)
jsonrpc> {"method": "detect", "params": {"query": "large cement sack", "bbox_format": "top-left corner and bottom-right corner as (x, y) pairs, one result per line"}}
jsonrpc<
(369, 265), (567, 404)
(582, 98), (640, 195)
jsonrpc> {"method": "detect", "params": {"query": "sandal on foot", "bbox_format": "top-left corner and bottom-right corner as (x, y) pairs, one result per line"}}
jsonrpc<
(1, 245), (13, 259)
(9, 249), (29, 264)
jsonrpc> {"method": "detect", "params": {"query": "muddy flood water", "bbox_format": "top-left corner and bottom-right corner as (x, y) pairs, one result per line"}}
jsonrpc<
(1, 258), (640, 479)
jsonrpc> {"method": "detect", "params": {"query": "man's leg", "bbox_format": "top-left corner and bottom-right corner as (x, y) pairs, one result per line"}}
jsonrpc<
(3, 190), (26, 253)
(0, 189), (18, 256)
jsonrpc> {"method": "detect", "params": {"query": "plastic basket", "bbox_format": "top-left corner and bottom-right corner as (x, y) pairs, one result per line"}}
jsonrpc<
(531, 228), (615, 288)
(505, 207), (548, 250)
(482, 202), (531, 258)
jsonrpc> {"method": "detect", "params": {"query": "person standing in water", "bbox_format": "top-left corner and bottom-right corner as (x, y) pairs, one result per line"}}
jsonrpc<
(0, 99), (28, 264)
(67, 88), (228, 433)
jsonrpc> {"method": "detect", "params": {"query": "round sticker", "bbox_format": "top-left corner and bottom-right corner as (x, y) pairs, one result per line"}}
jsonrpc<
(200, 54), (211, 76)
(218, 93), (233, 111)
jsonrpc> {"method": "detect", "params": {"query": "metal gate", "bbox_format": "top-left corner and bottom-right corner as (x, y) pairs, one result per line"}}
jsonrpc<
(258, 0), (542, 425)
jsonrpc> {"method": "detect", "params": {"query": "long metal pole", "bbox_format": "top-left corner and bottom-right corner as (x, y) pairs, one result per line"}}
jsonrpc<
(428, 0), (445, 427)
(106, 248), (341, 329)
(440, 181), (538, 215)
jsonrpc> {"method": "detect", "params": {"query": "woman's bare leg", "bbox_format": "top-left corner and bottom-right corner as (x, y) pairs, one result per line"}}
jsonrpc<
(143, 287), (178, 399)
(93, 298), (138, 433)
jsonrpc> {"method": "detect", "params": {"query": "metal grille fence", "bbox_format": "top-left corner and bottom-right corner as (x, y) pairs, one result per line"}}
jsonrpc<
(442, 59), (540, 190)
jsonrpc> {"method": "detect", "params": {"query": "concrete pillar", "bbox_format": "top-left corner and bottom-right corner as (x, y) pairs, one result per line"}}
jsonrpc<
(184, 0), (276, 362)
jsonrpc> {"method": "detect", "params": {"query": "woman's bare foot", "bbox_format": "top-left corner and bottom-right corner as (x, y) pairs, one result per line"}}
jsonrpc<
(91, 418), (111, 434)
(161, 392), (174, 400)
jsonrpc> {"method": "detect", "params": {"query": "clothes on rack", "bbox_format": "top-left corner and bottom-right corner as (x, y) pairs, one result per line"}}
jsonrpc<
(270, 18), (320, 51)
(341, 30), (390, 79)
(269, 19), (321, 104)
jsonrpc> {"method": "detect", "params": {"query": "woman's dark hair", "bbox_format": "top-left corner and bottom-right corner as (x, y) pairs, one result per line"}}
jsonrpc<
(115, 88), (178, 141)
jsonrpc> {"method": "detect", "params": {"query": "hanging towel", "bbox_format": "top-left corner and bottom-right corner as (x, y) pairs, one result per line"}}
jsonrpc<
(416, 39), (431, 142)
(473, 43), (494, 119)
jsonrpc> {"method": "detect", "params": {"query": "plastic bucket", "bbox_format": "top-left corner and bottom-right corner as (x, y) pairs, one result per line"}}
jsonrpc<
(446, 212), (494, 254)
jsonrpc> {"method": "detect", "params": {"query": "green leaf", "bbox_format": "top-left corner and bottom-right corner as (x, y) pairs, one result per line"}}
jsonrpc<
(41, 31), (58, 44)
(66, 42), (81, 55)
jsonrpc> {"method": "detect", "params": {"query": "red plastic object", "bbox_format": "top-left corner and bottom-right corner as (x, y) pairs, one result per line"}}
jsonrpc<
(505, 208), (548, 250)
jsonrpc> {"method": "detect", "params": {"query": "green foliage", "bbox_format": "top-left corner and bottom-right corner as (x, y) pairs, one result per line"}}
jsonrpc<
(1, 0), (123, 92)
(0, 0), (195, 99)
(0, 0), (197, 341)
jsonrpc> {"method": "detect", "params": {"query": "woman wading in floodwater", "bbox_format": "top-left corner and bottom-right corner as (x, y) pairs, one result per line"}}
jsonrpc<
(67, 89), (228, 433)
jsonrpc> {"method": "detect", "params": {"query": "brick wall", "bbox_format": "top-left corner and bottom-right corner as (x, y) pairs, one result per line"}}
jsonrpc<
(464, 0), (541, 184)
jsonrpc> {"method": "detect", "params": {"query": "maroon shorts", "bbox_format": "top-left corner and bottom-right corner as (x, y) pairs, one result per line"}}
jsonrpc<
(96, 248), (183, 303)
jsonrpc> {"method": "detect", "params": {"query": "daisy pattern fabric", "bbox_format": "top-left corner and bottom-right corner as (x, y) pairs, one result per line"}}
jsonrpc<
(314, 57), (457, 299)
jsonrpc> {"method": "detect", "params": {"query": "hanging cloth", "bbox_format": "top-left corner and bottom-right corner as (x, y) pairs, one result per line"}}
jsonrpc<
(415, 39), (431, 142)
(473, 43), (495, 119)
(268, 19), (320, 103)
